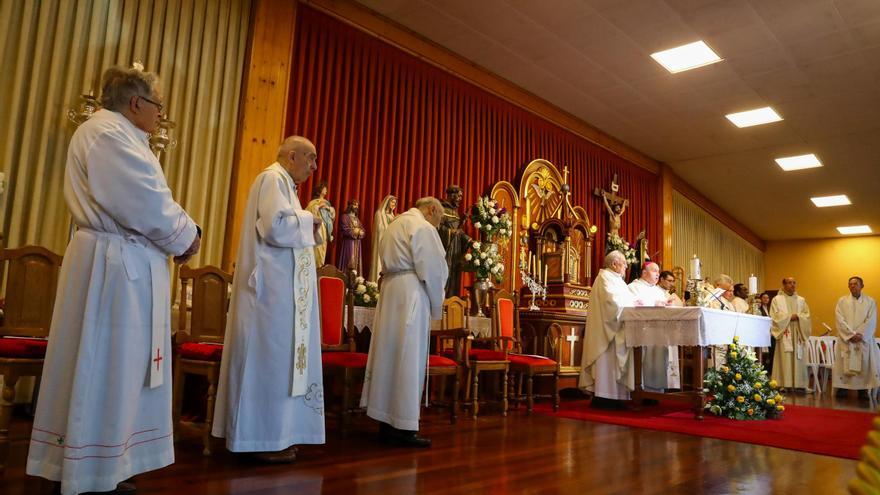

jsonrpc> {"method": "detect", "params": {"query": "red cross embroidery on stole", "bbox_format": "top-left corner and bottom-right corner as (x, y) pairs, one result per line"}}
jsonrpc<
(153, 348), (163, 371)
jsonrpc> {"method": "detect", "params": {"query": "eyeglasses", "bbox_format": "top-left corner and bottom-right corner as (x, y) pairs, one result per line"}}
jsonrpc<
(138, 95), (164, 113)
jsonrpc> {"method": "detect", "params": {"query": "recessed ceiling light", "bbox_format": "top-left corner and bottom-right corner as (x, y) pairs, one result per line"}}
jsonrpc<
(837, 225), (872, 235)
(725, 107), (783, 128)
(650, 41), (723, 73)
(775, 153), (822, 171)
(811, 195), (851, 207)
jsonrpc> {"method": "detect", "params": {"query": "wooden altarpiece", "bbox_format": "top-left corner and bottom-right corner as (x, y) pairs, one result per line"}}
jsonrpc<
(487, 159), (596, 389)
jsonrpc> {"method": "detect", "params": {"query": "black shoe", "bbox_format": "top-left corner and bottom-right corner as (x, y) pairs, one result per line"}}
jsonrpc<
(589, 396), (626, 410)
(394, 431), (432, 448)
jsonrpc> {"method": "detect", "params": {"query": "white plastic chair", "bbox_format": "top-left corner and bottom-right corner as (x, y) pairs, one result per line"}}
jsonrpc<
(806, 336), (823, 393)
(815, 336), (836, 393)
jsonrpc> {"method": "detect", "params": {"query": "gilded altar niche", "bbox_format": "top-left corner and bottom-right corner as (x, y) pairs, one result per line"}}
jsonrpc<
(488, 159), (595, 315)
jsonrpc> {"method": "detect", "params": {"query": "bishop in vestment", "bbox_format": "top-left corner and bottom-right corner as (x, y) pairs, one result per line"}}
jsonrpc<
(629, 262), (680, 391)
(27, 66), (200, 495)
(212, 136), (325, 462)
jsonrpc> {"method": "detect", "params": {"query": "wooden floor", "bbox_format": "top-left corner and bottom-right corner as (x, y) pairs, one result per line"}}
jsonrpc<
(1, 390), (871, 495)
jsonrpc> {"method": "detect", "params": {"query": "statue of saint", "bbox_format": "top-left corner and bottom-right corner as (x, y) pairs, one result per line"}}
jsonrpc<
(368, 195), (397, 282)
(336, 199), (366, 275)
(305, 179), (335, 266)
(438, 185), (472, 297)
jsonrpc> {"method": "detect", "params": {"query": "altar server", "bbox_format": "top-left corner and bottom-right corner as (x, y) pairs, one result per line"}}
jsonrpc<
(27, 65), (201, 494)
(213, 136), (325, 462)
(360, 197), (448, 447)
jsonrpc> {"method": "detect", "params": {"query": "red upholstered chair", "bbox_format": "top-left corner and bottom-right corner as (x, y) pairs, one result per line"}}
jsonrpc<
(462, 290), (517, 418)
(0, 246), (62, 470)
(427, 297), (470, 424)
(505, 305), (560, 414)
(172, 265), (232, 455)
(317, 264), (363, 436)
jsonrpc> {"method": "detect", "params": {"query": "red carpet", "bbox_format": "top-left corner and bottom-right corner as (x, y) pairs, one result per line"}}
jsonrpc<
(534, 400), (875, 460)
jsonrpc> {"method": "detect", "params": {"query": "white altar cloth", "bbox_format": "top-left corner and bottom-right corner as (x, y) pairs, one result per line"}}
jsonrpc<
(622, 307), (771, 348)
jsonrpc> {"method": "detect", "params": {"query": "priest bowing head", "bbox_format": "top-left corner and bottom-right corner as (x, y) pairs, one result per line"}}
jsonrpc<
(360, 196), (448, 448)
(212, 135), (325, 463)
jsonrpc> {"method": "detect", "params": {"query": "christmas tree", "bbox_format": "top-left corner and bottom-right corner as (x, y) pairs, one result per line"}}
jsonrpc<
(703, 336), (786, 420)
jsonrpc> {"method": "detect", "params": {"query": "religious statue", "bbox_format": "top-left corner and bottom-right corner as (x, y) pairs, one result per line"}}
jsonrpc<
(337, 199), (366, 275)
(438, 185), (472, 297)
(602, 193), (627, 239)
(368, 194), (397, 282)
(306, 180), (335, 266)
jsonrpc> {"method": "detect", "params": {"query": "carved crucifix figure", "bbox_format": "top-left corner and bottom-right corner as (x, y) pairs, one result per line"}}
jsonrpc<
(593, 174), (628, 239)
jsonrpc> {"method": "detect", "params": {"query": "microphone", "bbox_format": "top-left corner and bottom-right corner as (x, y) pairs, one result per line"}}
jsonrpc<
(706, 287), (728, 310)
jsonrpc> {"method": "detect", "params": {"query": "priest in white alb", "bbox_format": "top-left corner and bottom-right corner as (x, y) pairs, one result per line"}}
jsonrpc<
(579, 251), (636, 409)
(360, 197), (447, 447)
(212, 136), (325, 462)
(732, 283), (750, 313)
(770, 277), (813, 392)
(27, 65), (201, 495)
(628, 262), (680, 391)
(832, 276), (879, 396)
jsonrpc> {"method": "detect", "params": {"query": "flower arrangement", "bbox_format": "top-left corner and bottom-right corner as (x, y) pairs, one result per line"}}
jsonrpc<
(606, 233), (638, 264)
(463, 242), (504, 283)
(703, 336), (785, 420)
(470, 197), (513, 243)
(350, 274), (379, 307)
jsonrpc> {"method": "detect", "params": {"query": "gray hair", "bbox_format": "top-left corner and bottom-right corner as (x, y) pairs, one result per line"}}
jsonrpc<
(714, 274), (734, 288)
(604, 250), (626, 268)
(99, 65), (159, 112)
(414, 196), (442, 211)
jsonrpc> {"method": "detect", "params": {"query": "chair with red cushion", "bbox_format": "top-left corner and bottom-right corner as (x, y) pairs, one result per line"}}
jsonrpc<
(507, 316), (560, 414)
(317, 264), (364, 436)
(0, 246), (62, 470)
(427, 297), (470, 424)
(463, 290), (518, 418)
(172, 265), (232, 455)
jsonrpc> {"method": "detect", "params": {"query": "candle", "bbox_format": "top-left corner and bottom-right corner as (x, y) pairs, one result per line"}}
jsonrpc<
(543, 264), (548, 284)
(530, 254), (535, 275)
(748, 275), (758, 295)
(689, 255), (701, 280)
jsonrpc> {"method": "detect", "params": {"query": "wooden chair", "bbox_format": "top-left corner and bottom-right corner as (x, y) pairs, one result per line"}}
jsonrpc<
(507, 311), (561, 414)
(171, 265), (232, 455)
(463, 290), (516, 418)
(428, 297), (470, 424)
(317, 264), (364, 436)
(0, 246), (62, 470)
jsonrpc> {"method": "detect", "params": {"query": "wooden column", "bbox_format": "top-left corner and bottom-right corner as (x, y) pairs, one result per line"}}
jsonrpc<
(223, 0), (299, 269)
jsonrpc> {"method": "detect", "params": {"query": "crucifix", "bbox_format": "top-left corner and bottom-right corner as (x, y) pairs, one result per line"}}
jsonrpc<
(593, 174), (628, 239)
(565, 329), (580, 366)
(153, 347), (164, 371)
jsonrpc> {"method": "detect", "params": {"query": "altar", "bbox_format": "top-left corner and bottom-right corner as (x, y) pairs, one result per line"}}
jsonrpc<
(621, 306), (772, 418)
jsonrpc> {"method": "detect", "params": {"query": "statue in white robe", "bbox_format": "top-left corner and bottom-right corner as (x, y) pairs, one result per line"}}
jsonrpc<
(27, 66), (200, 495)
(360, 200), (447, 446)
(832, 277), (879, 391)
(579, 251), (635, 403)
(629, 264), (680, 391)
(770, 277), (812, 390)
(368, 195), (397, 282)
(213, 137), (325, 461)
